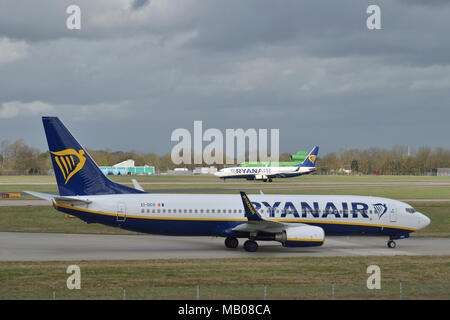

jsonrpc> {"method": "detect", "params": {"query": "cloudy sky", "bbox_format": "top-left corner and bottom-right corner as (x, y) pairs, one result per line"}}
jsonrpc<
(0, 0), (449, 157)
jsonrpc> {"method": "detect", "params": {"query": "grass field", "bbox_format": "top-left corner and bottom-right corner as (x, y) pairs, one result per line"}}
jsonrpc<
(0, 255), (448, 300)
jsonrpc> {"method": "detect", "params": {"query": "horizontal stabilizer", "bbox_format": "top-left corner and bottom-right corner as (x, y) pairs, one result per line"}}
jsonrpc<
(23, 191), (56, 201)
(24, 191), (91, 204)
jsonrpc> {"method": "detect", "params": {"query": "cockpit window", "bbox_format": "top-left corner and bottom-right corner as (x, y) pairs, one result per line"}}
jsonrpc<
(405, 208), (415, 213)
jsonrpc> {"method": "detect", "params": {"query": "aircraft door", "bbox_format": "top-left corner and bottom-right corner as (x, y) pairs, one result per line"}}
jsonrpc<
(389, 207), (397, 222)
(116, 202), (127, 224)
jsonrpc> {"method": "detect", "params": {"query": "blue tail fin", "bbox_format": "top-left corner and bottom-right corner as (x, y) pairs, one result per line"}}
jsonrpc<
(42, 117), (145, 196)
(298, 146), (319, 167)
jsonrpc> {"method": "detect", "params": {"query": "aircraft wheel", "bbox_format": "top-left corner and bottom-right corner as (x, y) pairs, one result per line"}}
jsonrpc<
(387, 240), (396, 249)
(269, 178), (273, 182)
(243, 240), (258, 252)
(224, 237), (239, 249)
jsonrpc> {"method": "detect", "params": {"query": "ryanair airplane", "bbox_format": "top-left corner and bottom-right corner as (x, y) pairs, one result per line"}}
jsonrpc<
(214, 146), (319, 182)
(26, 117), (430, 252)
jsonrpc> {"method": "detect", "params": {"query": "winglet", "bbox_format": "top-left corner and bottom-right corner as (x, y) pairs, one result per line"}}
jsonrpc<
(240, 191), (263, 221)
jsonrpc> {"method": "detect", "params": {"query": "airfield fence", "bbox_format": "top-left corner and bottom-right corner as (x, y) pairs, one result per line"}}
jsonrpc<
(1, 282), (448, 300)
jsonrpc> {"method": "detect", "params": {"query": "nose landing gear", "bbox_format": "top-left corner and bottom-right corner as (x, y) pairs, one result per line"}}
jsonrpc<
(387, 240), (396, 248)
(387, 234), (409, 248)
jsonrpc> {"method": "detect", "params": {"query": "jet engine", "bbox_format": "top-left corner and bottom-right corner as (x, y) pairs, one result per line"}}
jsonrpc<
(278, 225), (325, 247)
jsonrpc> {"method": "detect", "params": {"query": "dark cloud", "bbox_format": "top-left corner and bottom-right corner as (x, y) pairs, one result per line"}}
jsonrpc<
(0, 0), (449, 155)
(131, 0), (151, 11)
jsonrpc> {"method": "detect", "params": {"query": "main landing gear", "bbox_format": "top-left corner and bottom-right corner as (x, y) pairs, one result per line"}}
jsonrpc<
(243, 240), (258, 252)
(224, 237), (259, 252)
(224, 237), (239, 249)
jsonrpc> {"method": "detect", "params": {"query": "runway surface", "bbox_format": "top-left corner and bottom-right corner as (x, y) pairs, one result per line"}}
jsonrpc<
(0, 232), (448, 261)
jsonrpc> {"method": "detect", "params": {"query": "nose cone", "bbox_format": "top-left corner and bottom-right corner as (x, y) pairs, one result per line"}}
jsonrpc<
(418, 213), (431, 230)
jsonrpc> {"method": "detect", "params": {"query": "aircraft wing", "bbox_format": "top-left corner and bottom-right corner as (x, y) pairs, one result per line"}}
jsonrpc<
(265, 171), (295, 179)
(24, 191), (92, 205)
(233, 191), (297, 233)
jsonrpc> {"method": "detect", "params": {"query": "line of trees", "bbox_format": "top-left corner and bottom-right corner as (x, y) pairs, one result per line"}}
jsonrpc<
(319, 146), (450, 175)
(0, 139), (51, 175)
(1, 139), (450, 175)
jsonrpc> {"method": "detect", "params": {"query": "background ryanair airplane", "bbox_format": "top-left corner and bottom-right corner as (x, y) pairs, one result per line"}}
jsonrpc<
(214, 146), (319, 182)
(26, 117), (430, 252)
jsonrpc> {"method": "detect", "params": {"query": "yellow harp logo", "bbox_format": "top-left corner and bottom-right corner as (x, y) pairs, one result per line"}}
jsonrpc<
(308, 154), (317, 164)
(51, 149), (86, 184)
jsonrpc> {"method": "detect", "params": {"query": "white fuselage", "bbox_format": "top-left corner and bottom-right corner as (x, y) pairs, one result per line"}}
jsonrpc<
(54, 193), (430, 238)
(214, 166), (315, 180)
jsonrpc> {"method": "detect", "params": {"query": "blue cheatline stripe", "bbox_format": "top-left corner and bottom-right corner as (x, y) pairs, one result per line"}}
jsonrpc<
(54, 203), (414, 238)
(284, 239), (324, 247)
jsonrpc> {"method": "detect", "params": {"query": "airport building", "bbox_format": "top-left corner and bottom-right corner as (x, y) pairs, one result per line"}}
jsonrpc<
(193, 167), (218, 175)
(429, 168), (450, 176)
(100, 159), (155, 176)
